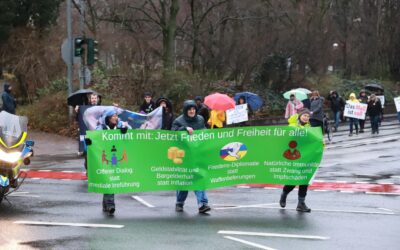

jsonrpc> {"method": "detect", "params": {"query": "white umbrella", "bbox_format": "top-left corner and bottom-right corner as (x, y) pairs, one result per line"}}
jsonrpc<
(295, 88), (312, 94)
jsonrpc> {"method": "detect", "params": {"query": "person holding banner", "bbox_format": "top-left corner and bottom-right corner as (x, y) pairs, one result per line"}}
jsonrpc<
(236, 96), (252, 126)
(96, 108), (131, 216)
(279, 109), (312, 212)
(367, 94), (383, 134)
(172, 100), (211, 213)
(347, 93), (360, 136)
(156, 97), (174, 130)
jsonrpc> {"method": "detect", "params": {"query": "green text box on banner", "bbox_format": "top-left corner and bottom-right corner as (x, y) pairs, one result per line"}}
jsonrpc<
(86, 126), (324, 194)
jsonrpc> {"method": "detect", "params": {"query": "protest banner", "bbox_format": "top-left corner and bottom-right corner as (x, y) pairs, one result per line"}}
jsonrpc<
(86, 126), (324, 194)
(226, 104), (248, 125)
(344, 102), (368, 119)
(393, 97), (400, 112)
(376, 95), (385, 108)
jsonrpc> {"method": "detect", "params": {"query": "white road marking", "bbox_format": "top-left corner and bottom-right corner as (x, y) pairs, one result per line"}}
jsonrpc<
(365, 192), (400, 196)
(219, 230), (329, 240)
(313, 189), (329, 192)
(14, 221), (124, 228)
(223, 236), (277, 250)
(37, 170), (51, 172)
(378, 208), (394, 212)
(263, 187), (278, 190)
(9, 193), (40, 198)
(31, 178), (41, 180)
(340, 191), (355, 193)
(131, 196), (155, 208)
(61, 179), (72, 181)
(61, 170), (77, 173)
(237, 186), (250, 188)
(214, 203), (277, 210)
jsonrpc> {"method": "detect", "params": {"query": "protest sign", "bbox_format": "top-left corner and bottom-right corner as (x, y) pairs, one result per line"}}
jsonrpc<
(86, 126), (324, 194)
(344, 102), (368, 120)
(226, 104), (248, 125)
(394, 97), (400, 112)
(376, 95), (385, 108)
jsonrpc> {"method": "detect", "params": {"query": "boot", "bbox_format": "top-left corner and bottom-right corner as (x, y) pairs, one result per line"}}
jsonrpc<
(279, 192), (287, 208)
(296, 197), (311, 212)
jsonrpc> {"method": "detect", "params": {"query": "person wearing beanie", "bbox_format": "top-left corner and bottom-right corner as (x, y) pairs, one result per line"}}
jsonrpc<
(95, 108), (131, 215)
(280, 109), (312, 212)
(171, 100), (211, 214)
(347, 93), (360, 136)
(2, 83), (16, 114)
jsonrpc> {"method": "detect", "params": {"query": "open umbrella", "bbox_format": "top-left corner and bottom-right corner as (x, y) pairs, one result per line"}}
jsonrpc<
(295, 87), (312, 94)
(283, 89), (308, 101)
(204, 93), (235, 111)
(67, 89), (102, 106)
(365, 83), (384, 92)
(234, 92), (263, 110)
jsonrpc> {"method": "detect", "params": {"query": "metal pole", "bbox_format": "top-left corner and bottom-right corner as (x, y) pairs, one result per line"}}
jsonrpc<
(79, 0), (86, 89)
(67, 0), (73, 119)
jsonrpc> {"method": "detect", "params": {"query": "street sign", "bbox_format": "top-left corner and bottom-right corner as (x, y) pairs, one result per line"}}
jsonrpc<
(78, 66), (91, 85)
(61, 38), (81, 65)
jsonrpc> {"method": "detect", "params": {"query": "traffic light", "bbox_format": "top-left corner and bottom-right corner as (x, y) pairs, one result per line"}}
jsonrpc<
(86, 38), (98, 65)
(74, 37), (85, 57)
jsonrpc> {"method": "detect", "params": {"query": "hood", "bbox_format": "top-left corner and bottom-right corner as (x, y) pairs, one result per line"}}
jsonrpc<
(182, 100), (197, 119)
(3, 83), (10, 93)
(156, 97), (172, 110)
(349, 93), (356, 99)
(101, 108), (117, 125)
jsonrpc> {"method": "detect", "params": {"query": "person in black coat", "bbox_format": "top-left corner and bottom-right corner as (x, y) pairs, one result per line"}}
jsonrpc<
(171, 100), (211, 213)
(2, 83), (16, 114)
(367, 94), (383, 134)
(195, 96), (210, 128)
(140, 92), (156, 114)
(156, 97), (174, 130)
(327, 90), (345, 131)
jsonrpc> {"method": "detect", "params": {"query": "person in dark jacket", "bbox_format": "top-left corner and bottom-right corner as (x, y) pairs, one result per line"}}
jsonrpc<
(358, 90), (368, 133)
(367, 94), (383, 134)
(156, 97), (174, 130)
(309, 90), (324, 134)
(171, 100), (211, 214)
(236, 95), (253, 126)
(95, 108), (130, 215)
(140, 92), (156, 114)
(195, 96), (210, 128)
(2, 83), (16, 114)
(327, 90), (345, 131)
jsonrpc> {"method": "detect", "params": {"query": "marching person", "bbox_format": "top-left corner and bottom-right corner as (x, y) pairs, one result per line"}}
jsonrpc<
(2, 83), (16, 114)
(327, 90), (345, 131)
(140, 92), (156, 114)
(367, 94), (383, 135)
(309, 90), (324, 134)
(96, 108), (131, 216)
(171, 100), (211, 213)
(347, 93), (359, 136)
(156, 97), (174, 130)
(208, 109), (225, 129)
(358, 90), (368, 133)
(279, 109), (313, 212)
(195, 96), (210, 128)
(285, 94), (303, 119)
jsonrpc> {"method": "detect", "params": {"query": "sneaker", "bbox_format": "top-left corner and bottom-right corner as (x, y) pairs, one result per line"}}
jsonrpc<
(175, 204), (184, 212)
(359, 130), (364, 133)
(296, 202), (311, 212)
(348, 133), (353, 137)
(279, 193), (287, 208)
(103, 203), (115, 215)
(198, 205), (211, 213)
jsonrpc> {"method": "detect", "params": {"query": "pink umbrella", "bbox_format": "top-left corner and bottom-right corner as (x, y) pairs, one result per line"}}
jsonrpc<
(204, 93), (235, 111)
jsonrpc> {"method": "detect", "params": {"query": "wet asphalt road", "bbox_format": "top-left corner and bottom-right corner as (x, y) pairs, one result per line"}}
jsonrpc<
(0, 117), (399, 250)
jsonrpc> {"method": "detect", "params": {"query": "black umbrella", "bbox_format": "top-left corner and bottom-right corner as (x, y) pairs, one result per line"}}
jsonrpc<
(365, 83), (384, 92)
(67, 89), (102, 106)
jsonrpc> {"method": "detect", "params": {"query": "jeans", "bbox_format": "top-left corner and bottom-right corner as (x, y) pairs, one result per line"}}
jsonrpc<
(283, 185), (308, 198)
(333, 111), (341, 129)
(370, 115), (380, 133)
(349, 118), (359, 133)
(103, 194), (115, 207)
(359, 119), (365, 131)
(176, 190), (208, 207)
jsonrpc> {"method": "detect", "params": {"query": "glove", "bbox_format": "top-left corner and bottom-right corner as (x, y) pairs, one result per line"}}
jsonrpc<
(120, 127), (128, 134)
(84, 138), (92, 146)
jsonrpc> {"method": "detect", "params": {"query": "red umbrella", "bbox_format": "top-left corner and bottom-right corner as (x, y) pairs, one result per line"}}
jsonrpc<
(204, 93), (235, 111)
